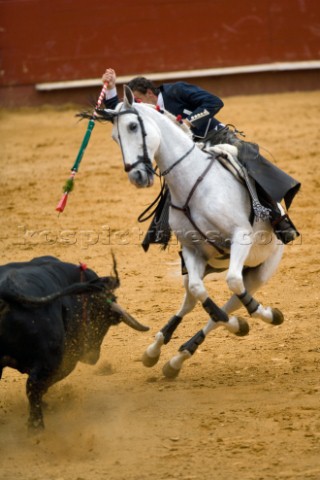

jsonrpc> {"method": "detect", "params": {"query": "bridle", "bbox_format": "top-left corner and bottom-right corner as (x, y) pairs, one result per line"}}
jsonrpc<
(113, 104), (196, 178)
(115, 106), (156, 176)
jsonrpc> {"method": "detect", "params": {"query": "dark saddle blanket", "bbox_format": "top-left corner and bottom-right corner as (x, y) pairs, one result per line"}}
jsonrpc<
(204, 126), (301, 210)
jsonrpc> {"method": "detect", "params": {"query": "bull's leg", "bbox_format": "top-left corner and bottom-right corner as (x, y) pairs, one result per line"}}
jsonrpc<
(26, 371), (50, 430)
(162, 247), (249, 379)
(142, 274), (198, 367)
(225, 240), (284, 325)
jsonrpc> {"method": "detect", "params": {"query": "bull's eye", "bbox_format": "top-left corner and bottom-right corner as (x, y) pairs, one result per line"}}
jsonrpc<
(128, 122), (138, 132)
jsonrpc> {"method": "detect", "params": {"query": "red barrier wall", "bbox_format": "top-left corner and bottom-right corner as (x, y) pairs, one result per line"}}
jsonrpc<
(0, 0), (319, 105)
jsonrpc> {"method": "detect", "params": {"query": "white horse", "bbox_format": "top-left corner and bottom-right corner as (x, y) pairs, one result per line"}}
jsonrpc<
(95, 86), (285, 378)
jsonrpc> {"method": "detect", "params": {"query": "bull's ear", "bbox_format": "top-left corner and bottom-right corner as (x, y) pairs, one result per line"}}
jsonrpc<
(123, 85), (134, 108)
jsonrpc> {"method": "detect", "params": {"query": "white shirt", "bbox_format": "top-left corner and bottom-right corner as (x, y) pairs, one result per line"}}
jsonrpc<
(157, 92), (164, 109)
(105, 88), (165, 109)
(105, 87), (117, 100)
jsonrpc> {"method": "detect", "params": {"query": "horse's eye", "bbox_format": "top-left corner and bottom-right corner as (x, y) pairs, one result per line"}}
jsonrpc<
(128, 122), (138, 132)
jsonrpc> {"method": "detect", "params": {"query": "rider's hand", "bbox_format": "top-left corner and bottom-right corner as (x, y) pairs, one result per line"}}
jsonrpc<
(102, 68), (116, 89)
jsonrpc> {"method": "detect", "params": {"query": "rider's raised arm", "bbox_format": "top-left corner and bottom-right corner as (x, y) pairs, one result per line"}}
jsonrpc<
(161, 81), (224, 137)
(102, 68), (119, 109)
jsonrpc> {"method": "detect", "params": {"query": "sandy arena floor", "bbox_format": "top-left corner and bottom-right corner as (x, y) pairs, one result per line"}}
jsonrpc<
(0, 90), (320, 480)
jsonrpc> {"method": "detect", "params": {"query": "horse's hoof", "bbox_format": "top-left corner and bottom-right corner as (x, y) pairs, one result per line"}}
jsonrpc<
(162, 361), (181, 379)
(271, 308), (284, 325)
(142, 351), (160, 367)
(235, 317), (250, 336)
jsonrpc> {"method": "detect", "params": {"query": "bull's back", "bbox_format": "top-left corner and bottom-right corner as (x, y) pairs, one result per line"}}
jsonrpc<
(0, 256), (97, 375)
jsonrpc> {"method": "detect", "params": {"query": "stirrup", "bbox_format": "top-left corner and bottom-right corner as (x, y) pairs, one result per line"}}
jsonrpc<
(271, 214), (300, 244)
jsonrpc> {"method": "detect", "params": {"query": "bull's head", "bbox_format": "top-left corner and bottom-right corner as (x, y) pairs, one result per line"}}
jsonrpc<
(80, 292), (149, 365)
(79, 255), (149, 364)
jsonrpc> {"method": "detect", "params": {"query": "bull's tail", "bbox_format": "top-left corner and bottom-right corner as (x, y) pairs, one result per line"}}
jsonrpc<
(0, 275), (106, 307)
(91, 254), (120, 293)
(111, 252), (120, 289)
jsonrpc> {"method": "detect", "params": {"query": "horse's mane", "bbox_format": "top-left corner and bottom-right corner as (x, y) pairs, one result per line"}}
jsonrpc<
(79, 100), (193, 143)
(158, 108), (193, 139)
(138, 103), (193, 139)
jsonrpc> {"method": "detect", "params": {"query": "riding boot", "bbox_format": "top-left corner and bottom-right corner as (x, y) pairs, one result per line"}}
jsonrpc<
(269, 205), (300, 244)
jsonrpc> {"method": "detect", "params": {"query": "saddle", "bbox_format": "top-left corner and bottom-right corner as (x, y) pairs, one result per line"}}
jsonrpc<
(202, 125), (301, 210)
(203, 144), (271, 221)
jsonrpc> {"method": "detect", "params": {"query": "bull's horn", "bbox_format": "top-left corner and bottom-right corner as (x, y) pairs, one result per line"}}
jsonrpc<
(110, 302), (149, 331)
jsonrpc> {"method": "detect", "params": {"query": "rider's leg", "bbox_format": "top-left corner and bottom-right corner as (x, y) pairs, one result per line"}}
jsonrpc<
(255, 189), (299, 244)
(203, 127), (300, 245)
(269, 202), (299, 244)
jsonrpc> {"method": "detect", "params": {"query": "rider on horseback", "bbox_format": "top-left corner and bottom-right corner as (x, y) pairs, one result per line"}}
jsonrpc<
(102, 68), (300, 248)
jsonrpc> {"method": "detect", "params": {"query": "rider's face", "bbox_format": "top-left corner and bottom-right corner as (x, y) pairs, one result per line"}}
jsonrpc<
(132, 89), (158, 105)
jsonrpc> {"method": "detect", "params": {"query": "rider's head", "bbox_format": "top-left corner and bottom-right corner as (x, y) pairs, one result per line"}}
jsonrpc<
(127, 77), (159, 105)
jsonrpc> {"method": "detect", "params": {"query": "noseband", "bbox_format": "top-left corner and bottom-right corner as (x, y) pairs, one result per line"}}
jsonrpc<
(115, 107), (154, 174)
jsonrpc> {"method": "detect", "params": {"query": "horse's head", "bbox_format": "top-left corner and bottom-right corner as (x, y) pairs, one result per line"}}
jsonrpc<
(79, 86), (158, 187)
(108, 86), (160, 188)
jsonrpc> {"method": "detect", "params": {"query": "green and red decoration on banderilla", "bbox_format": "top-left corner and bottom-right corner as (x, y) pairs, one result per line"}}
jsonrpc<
(56, 83), (108, 213)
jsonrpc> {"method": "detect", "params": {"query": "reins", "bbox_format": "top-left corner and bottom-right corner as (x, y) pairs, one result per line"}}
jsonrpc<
(137, 136), (195, 223)
(161, 143), (196, 176)
(138, 176), (167, 223)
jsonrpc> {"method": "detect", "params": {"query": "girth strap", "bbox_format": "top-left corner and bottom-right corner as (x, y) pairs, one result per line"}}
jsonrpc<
(170, 156), (229, 255)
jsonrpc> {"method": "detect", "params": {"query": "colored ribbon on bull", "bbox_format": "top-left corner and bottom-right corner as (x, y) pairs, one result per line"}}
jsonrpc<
(56, 82), (108, 213)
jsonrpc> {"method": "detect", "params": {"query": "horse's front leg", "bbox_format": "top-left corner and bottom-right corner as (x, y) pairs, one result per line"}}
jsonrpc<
(162, 247), (249, 379)
(142, 274), (198, 367)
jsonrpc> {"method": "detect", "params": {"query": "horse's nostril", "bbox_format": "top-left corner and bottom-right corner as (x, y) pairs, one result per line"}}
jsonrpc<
(128, 169), (148, 187)
(135, 171), (143, 182)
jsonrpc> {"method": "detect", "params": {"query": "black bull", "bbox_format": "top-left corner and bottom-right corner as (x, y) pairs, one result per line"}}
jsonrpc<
(0, 256), (149, 430)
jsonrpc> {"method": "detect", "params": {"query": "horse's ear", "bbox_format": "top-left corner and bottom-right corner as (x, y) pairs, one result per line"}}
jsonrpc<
(123, 85), (134, 108)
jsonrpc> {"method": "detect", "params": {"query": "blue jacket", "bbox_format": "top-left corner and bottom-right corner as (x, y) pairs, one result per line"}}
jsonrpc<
(159, 82), (224, 138)
(104, 81), (224, 138)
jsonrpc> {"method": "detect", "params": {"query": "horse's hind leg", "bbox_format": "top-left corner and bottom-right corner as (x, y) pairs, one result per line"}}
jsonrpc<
(162, 247), (249, 379)
(225, 240), (284, 325)
(142, 274), (198, 367)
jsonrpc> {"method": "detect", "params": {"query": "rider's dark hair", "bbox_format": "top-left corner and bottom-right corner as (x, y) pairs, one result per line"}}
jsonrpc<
(127, 77), (159, 96)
